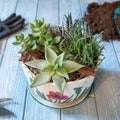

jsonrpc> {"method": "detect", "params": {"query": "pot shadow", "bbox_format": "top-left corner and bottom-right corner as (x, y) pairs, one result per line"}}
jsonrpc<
(94, 68), (120, 91)
(60, 68), (120, 117)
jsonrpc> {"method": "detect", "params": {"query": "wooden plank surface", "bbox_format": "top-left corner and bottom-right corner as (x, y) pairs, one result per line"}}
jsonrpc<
(36, 0), (59, 24)
(60, 1), (98, 120)
(0, 0), (18, 65)
(95, 41), (120, 120)
(23, 0), (60, 120)
(94, 0), (120, 119)
(59, 0), (81, 24)
(0, 0), (120, 120)
(0, 0), (37, 120)
(80, 0), (120, 120)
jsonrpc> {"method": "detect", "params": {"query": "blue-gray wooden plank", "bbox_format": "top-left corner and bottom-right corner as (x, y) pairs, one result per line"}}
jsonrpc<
(0, 0), (38, 120)
(95, 41), (120, 120)
(80, 0), (120, 119)
(59, 0), (81, 24)
(60, 0), (98, 120)
(24, 0), (60, 120)
(36, 0), (59, 24)
(96, 0), (120, 119)
(0, 0), (18, 65)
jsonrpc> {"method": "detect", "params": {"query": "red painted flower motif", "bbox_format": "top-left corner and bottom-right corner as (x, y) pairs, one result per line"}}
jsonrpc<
(47, 91), (69, 100)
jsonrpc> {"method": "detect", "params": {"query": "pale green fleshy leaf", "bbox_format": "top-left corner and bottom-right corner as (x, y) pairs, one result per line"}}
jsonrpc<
(53, 53), (64, 67)
(25, 59), (47, 70)
(49, 71), (55, 76)
(63, 60), (85, 73)
(54, 36), (60, 44)
(53, 64), (58, 70)
(42, 64), (53, 72)
(45, 46), (57, 64)
(31, 72), (51, 87)
(52, 74), (66, 94)
(56, 67), (69, 79)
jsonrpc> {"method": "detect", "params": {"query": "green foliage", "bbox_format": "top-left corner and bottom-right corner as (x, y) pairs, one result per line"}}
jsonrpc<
(25, 46), (84, 93)
(60, 13), (104, 69)
(13, 18), (61, 53)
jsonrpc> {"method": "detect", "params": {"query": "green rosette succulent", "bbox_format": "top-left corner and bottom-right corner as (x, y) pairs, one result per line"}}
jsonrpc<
(13, 18), (61, 53)
(25, 46), (84, 94)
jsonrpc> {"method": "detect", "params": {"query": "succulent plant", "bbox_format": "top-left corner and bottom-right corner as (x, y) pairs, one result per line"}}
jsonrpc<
(13, 18), (61, 53)
(25, 46), (84, 93)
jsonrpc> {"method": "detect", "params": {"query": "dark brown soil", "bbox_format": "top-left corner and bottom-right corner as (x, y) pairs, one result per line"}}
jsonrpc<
(84, 1), (120, 41)
(20, 50), (95, 81)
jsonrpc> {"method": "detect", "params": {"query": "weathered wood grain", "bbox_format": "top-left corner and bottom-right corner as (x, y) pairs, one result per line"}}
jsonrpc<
(0, 27), (27, 120)
(36, 0), (59, 24)
(1, 0), (120, 120)
(60, 1), (98, 120)
(113, 41), (120, 66)
(95, 41), (120, 120)
(0, 0), (18, 65)
(59, 0), (81, 24)
(79, 0), (120, 120)
(0, 0), (38, 120)
(81, 0), (120, 119)
(61, 98), (98, 120)
(23, 0), (60, 120)
(95, 0), (120, 119)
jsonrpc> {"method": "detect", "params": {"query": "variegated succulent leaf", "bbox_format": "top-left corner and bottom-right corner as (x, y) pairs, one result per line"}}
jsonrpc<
(26, 46), (85, 93)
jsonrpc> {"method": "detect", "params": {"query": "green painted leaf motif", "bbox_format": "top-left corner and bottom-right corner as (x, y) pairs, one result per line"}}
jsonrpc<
(31, 72), (51, 87)
(52, 74), (66, 94)
(53, 53), (64, 67)
(25, 59), (47, 70)
(63, 60), (85, 73)
(56, 67), (69, 79)
(45, 46), (57, 64)
(74, 87), (82, 98)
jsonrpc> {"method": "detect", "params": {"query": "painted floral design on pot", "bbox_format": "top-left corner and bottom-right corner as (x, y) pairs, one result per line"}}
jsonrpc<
(47, 91), (69, 100)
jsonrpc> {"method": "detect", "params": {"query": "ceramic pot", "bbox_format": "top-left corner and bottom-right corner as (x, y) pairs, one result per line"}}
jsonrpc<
(21, 62), (94, 108)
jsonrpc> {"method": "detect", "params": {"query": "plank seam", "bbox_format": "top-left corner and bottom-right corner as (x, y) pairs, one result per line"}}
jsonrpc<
(35, 0), (39, 19)
(94, 89), (100, 120)
(22, 89), (28, 120)
(79, 0), (84, 18)
(22, 0), (39, 119)
(60, 109), (61, 120)
(112, 41), (120, 68)
(0, 0), (19, 67)
(14, 0), (19, 12)
(58, 0), (60, 24)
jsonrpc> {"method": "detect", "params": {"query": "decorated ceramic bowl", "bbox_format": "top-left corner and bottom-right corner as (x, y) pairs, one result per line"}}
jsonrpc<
(21, 62), (94, 108)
